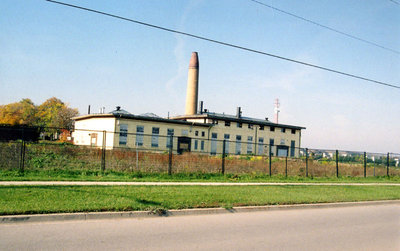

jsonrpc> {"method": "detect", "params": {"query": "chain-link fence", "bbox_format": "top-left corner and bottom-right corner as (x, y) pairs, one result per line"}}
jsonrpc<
(0, 127), (399, 177)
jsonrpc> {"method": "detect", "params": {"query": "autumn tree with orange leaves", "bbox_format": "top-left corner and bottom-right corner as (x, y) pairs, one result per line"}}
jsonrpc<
(0, 97), (78, 129)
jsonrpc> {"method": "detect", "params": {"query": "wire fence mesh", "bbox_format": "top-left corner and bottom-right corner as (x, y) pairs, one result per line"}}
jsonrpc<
(0, 127), (399, 177)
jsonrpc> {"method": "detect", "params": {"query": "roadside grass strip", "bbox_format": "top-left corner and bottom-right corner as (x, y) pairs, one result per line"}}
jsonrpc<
(1, 170), (400, 183)
(1, 185), (399, 215)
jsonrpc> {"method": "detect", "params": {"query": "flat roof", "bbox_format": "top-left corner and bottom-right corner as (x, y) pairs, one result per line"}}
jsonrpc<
(73, 113), (212, 127)
(171, 112), (306, 130)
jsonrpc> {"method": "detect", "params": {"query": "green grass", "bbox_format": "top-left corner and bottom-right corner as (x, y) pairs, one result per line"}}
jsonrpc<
(0, 169), (399, 183)
(0, 185), (399, 215)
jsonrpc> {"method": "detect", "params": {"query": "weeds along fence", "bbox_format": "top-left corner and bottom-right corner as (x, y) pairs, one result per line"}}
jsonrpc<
(0, 128), (399, 177)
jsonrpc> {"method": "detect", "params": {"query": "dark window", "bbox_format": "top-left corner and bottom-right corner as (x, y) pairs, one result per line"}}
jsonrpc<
(270, 126), (275, 132)
(235, 135), (242, 155)
(151, 127), (159, 147)
(237, 123), (242, 128)
(225, 121), (230, 127)
(136, 125), (144, 146)
(166, 128), (174, 147)
(248, 124), (253, 129)
(195, 131), (199, 136)
(281, 128), (286, 133)
(224, 134), (230, 140)
(212, 119), (218, 124)
(201, 131), (205, 137)
(119, 124), (128, 145)
(269, 138), (274, 146)
(259, 125), (264, 130)
(290, 140), (295, 157)
(201, 140), (204, 150)
(291, 129), (296, 134)
(211, 133), (218, 139)
(194, 140), (198, 150)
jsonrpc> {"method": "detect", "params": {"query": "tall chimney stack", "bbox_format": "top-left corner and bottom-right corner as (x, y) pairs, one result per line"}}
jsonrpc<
(185, 52), (199, 115)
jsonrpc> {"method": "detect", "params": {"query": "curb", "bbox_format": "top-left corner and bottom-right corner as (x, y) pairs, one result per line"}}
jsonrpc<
(1, 200), (399, 224)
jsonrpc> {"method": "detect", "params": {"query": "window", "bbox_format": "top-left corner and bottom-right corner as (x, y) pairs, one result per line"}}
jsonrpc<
(195, 131), (198, 136)
(237, 123), (242, 128)
(235, 135), (242, 155)
(247, 136), (253, 154)
(151, 127), (159, 147)
(194, 140), (198, 150)
(212, 119), (218, 124)
(224, 134), (230, 154)
(259, 125), (264, 130)
(119, 124), (128, 145)
(136, 125), (144, 146)
(248, 124), (253, 129)
(166, 128), (174, 148)
(269, 138), (274, 156)
(201, 140), (205, 150)
(225, 121), (230, 127)
(270, 126), (275, 132)
(181, 129), (188, 136)
(291, 129), (296, 134)
(281, 128), (286, 133)
(280, 139), (285, 145)
(258, 137), (264, 155)
(290, 140), (295, 157)
(211, 133), (217, 155)
(201, 131), (205, 137)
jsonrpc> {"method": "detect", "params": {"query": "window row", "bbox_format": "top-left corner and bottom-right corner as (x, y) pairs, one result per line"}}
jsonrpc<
(222, 121), (296, 134)
(119, 125), (207, 146)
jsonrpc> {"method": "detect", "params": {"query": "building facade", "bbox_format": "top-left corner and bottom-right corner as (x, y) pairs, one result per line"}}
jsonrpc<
(72, 52), (305, 157)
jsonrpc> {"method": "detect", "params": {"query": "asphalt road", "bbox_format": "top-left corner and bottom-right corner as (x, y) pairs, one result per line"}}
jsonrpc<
(1, 204), (399, 251)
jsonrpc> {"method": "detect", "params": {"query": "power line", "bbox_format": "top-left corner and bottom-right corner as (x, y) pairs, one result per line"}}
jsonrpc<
(389, 0), (400, 5)
(46, 0), (400, 90)
(248, 0), (400, 55)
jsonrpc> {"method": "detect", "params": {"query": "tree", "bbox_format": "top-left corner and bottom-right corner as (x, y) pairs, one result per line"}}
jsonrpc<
(0, 97), (79, 129)
(0, 99), (37, 125)
(36, 97), (78, 129)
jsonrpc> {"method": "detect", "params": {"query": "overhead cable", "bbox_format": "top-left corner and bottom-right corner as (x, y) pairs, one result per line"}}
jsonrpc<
(46, 0), (400, 90)
(248, 0), (399, 55)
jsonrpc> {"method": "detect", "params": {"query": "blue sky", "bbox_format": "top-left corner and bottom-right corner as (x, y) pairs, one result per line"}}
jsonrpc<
(0, 0), (399, 153)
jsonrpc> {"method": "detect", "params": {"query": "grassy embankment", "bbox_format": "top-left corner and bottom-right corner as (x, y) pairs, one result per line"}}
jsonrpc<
(1, 185), (399, 215)
(1, 169), (400, 183)
(2, 141), (399, 180)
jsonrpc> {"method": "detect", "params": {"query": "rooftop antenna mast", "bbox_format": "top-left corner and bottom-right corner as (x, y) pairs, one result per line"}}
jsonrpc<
(274, 98), (280, 124)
